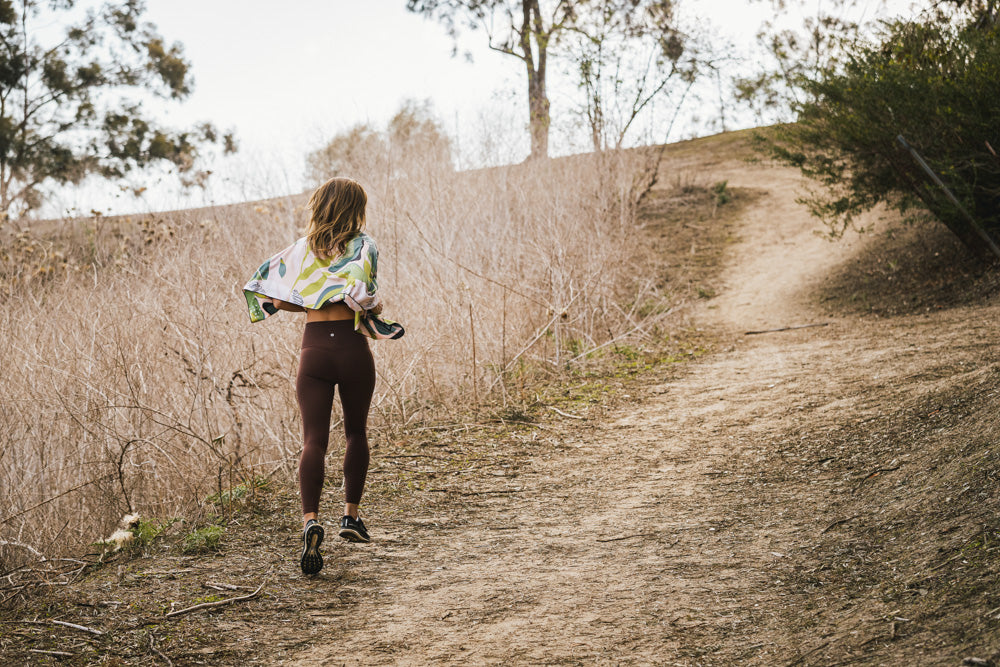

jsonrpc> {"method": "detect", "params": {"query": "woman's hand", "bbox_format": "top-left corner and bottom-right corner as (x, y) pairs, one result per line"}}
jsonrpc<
(270, 298), (305, 313)
(371, 302), (384, 316)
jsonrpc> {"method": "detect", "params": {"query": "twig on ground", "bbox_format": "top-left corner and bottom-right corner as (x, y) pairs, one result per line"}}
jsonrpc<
(50, 619), (104, 636)
(852, 466), (901, 494)
(745, 323), (829, 335)
(785, 640), (830, 666)
(548, 406), (585, 420)
(381, 454), (447, 460)
(428, 488), (521, 496)
(15, 619), (104, 636)
(165, 580), (265, 618)
(0, 540), (44, 559)
(28, 649), (74, 658)
(821, 515), (861, 534)
(596, 534), (652, 543)
(202, 581), (256, 592)
(150, 631), (173, 666)
(929, 551), (967, 572)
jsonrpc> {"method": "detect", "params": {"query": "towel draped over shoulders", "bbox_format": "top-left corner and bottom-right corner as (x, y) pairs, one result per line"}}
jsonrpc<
(242, 232), (404, 340)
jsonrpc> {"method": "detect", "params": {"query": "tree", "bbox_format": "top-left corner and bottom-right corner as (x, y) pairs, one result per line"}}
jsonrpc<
(733, 0), (873, 125)
(407, 0), (578, 161)
(761, 14), (1000, 261)
(0, 0), (235, 220)
(562, 0), (695, 151)
(306, 99), (453, 186)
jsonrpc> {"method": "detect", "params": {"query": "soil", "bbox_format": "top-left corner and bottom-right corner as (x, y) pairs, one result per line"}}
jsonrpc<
(4, 133), (1000, 665)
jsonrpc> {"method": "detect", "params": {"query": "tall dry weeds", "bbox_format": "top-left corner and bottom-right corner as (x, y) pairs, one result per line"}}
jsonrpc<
(0, 143), (672, 573)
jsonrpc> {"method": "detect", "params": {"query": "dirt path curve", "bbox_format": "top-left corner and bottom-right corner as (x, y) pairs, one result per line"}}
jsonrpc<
(284, 164), (891, 665)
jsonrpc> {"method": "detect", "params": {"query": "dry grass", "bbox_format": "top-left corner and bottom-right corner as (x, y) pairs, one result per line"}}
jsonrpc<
(0, 144), (682, 573)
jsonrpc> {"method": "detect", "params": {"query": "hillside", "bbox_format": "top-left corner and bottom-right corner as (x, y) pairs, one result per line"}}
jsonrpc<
(2, 132), (1000, 665)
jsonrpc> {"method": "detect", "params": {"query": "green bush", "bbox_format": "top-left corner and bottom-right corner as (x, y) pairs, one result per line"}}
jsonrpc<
(761, 18), (1000, 261)
(205, 476), (269, 507)
(712, 181), (731, 207)
(182, 525), (224, 554)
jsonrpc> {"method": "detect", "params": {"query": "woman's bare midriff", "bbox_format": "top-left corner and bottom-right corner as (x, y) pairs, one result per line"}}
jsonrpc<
(306, 301), (355, 322)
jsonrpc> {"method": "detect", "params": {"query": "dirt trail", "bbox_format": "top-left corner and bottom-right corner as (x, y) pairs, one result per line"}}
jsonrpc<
(5, 144), (998, 665)
(280, 162), (919, 665)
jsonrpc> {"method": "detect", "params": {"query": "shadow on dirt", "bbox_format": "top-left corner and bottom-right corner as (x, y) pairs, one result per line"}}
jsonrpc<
(816, 217), (1000, 317)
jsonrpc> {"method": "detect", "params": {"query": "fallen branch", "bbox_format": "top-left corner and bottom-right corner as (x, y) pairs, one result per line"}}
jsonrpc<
(165, 580), (265, 618)
(745, 323), (829, 336)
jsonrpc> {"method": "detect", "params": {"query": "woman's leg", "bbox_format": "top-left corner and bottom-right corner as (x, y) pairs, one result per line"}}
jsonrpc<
(296, 346), (337, 524)
(337, 343), (376, 518)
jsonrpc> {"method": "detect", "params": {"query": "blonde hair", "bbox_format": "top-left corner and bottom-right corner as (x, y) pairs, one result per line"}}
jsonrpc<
(306, 177), (368, 259)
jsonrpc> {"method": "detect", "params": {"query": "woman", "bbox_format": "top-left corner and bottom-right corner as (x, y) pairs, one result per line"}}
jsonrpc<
(242, 177), (404, 575)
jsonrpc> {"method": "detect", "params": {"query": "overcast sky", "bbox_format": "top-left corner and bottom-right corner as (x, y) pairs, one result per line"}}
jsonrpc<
(46, 0), (899, 217)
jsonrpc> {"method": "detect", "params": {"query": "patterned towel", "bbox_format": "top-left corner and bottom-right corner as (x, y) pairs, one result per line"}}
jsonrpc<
(242, 232), (404, 340)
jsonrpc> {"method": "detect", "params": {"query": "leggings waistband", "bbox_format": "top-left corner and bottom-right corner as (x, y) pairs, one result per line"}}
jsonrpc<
(301, 319), (366, 349)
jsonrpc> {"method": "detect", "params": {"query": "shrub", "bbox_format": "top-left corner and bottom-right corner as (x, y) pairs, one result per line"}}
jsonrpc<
(182, 525), (224, 554)
(761, 18), (1000, 261)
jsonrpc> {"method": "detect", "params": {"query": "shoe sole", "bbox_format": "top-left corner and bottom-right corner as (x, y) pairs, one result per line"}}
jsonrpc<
(300, 524), (324, 575)
(338, 528), (370, 543)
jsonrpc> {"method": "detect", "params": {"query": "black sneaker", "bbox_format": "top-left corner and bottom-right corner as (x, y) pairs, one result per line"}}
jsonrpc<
(338, 515), (370, 543)
(300, 519), (324, 575)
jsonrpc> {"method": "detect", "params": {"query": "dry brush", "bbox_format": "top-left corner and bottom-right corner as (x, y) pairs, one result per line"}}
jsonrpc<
(0, 145), (673, 574)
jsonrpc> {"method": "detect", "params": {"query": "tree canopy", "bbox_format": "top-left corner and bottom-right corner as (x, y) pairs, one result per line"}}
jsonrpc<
(0, 0), (235, 220)
(762, 10), (1000, 261)
(407, 1), (690, 159)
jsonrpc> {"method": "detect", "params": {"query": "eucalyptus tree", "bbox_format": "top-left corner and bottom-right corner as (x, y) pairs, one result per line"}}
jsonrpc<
(0, 0), (235, 219)
(408, 0), (694, 159)
(407, 0), (574, 160)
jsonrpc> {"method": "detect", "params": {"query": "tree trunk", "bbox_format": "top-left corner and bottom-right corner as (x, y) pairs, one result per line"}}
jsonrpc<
(522, 0), (549, 161)
(527, 66), (550, 160)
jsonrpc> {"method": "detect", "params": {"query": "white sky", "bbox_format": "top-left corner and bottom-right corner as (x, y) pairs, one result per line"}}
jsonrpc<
(44, 0), (905, 217)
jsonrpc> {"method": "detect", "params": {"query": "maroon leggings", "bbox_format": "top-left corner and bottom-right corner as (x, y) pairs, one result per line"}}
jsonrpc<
(297, 320), (376, 514)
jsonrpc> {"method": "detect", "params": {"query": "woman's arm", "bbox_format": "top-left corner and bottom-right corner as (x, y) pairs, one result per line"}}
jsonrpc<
(269, 298), (305, 313)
